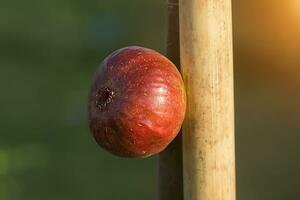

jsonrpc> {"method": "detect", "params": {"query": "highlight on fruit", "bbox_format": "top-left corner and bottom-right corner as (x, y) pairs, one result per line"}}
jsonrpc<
(88, 46), (186, 158)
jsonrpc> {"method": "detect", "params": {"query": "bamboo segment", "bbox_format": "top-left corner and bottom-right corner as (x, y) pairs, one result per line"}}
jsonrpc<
(157, 0), (183, 200)
(179, 0), (236, 200)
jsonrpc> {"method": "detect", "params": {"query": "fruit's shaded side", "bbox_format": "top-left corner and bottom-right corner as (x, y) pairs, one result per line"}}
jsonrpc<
(88, 46), (186, 158)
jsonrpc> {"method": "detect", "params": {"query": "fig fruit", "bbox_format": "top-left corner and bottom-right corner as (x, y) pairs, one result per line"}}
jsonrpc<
(88, 46), (186, 157)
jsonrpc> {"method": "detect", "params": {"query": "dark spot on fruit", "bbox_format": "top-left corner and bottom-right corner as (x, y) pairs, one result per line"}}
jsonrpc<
(95, 87), (115, 110)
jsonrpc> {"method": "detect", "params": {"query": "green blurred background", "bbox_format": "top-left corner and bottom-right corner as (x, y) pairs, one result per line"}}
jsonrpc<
(1, 0), (300, 199)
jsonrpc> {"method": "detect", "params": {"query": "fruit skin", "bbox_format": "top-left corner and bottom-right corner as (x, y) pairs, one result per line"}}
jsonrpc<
(88, 46), (186, 158)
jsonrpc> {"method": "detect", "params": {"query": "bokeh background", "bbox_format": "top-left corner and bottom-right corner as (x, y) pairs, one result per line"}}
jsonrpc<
(1, 0), (300, 199)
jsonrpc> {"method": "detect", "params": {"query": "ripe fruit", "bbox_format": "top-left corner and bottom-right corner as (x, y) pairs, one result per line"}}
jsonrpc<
(88, 46), (186, 158)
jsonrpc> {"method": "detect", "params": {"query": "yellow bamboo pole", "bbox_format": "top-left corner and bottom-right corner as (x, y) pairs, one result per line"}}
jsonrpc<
(179, 0), (236, 200)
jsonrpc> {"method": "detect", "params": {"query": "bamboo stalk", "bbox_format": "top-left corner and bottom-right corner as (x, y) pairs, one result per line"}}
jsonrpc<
(157, 0), (183, 200)
(179, 0), (236, 200)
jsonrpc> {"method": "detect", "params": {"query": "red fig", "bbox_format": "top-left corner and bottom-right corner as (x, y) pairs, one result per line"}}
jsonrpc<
(88, 46), (186, 157)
